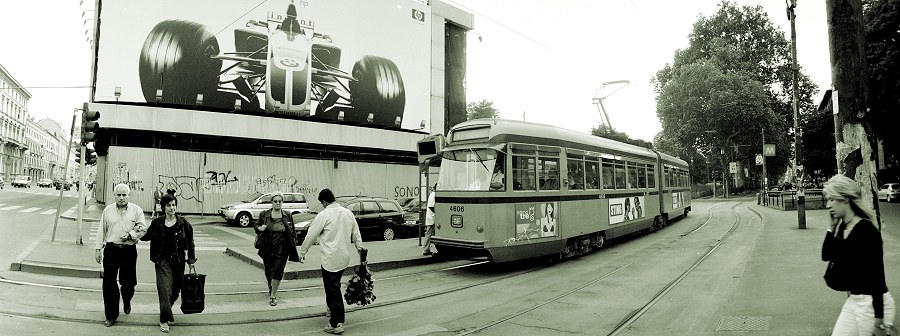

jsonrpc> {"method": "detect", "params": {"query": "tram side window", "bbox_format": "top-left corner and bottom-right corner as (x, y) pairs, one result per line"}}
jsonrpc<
(627, 162), (639, 190)
(585, 159), (600, 189)
(601, 158), (615, 189)
(614, 160), (627, 189)
(637, 164), (647, 188)
(567, 155), (585, 190)
(512, 152), (536, 191)
(663, 167), (670, 187)
(539, 158), (560, 190)
(647, 166), (656, 189)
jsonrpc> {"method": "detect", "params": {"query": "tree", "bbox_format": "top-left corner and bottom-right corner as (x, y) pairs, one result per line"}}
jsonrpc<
(863, 0), (900, 180)
(652, 1), (819, 187)
(800, 107), (836, 185)
(466, 99), (500, 120)
(590, 124), (653, 149)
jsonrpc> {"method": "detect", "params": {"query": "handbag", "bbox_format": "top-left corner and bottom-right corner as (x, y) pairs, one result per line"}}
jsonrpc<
(181, 264), (206, 314)
(254, 232), (264, 249)
(874, 324), (898, 336)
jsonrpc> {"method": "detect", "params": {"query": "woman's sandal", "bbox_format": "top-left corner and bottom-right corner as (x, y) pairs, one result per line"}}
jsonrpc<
(269, 297), (277, 306)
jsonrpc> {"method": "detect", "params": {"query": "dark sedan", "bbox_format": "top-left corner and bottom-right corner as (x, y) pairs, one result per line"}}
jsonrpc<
(293, 196), (414, 242)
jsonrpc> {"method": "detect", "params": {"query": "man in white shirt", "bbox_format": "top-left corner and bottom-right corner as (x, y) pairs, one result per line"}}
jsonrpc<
(423, 185), (436, 255)
(298, 188), (364, 335)
(94, 183), (147, 327)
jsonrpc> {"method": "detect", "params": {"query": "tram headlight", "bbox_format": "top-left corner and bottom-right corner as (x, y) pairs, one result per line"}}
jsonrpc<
(451, 215), (463, 228)
(476, 225), (484, 233)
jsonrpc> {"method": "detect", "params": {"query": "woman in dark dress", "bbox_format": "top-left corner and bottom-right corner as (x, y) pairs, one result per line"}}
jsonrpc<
(821, 174), (894, 335)
(255, 192), (300, 306)
(141, 193), (196, 333)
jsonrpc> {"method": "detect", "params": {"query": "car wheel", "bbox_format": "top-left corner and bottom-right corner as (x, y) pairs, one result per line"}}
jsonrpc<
(139, 20), (221, 106)
(889, 195), (894, 203)
(236, 212), (252, 227)
(382, 226), (396, 241)
(350, 55), (405, 127)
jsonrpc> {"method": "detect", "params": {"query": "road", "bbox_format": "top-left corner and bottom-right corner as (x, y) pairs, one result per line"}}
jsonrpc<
(0, 186), (80, 268)
(1, 196), (898, 335)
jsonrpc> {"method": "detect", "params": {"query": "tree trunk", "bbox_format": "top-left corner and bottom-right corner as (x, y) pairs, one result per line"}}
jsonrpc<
(825, 0), (881, 227)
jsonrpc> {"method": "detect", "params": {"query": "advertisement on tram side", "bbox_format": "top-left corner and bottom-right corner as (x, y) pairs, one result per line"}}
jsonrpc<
(514, 202), (559, 240)
(672, 192), (685, 209)
(92, 0), (431, 130)
(609, 196), (645, 224)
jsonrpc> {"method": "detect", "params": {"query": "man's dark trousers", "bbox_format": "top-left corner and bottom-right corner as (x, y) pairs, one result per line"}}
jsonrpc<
(102, 244), (138, 321)
(322, 267), (345, 327)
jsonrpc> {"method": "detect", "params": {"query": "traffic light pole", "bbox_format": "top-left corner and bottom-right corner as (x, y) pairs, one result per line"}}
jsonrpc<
(76, 144), (86, 245)
(51, 110), (79, 243)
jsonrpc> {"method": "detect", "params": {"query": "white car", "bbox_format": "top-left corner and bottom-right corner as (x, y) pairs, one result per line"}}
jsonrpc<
(11, 176), (32, 188)
(218, 192), (309, 227)
(878, 183), (900, 203)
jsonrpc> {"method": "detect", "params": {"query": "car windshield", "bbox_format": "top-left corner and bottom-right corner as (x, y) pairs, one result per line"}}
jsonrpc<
(15, 176), (28, 181)
(438, 148), (505, 191)
(242, 192), (263, 203)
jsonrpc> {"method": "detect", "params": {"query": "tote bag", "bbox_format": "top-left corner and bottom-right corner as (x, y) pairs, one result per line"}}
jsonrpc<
(181, 264), (206, 314)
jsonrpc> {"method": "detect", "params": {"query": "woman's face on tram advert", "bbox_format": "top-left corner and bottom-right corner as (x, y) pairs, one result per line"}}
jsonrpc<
(545, 202), (554, 218)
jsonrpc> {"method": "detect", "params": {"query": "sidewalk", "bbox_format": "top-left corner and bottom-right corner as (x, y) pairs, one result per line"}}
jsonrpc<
(10, 202), (440, 279)
(711, 202), (900, 334)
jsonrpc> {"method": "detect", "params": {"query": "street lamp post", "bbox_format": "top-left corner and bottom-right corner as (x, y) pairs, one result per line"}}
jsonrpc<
(787, 0), (806, 229)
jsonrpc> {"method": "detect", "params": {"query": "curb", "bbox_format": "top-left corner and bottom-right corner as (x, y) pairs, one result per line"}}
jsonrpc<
(224, 247), (444, 280)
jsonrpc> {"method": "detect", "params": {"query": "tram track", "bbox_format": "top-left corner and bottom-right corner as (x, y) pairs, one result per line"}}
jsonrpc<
(454, 201), (750, 335)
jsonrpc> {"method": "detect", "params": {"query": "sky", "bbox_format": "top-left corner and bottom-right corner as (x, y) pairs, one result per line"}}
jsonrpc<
(0, 0), (831, 142)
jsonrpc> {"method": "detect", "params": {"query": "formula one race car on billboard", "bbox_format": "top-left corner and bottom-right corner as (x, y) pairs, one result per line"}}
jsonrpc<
(138, 0), (406, 127)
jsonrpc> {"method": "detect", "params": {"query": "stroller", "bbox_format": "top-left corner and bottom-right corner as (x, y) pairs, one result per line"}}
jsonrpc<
(344, 248), (375, 306)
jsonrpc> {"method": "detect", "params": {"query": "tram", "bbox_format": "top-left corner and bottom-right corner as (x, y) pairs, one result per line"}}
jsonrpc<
(430, 119), (691, 262)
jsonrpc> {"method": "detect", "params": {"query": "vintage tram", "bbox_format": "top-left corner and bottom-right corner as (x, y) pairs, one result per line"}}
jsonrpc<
(430, 119), (691, 262)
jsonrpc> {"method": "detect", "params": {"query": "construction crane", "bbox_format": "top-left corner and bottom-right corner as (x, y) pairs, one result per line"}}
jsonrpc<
(591, 80), (630, 130)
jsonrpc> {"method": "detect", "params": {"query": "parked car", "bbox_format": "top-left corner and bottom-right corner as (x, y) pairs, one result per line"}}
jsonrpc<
(218, 192), (309, 227)
(37, 178), (53, 188)
(11, 175), (32, 188)
(54, 178), (72, 190)
(878, 183), (900, 203)
(399, 197), (423, 226)
(293, 196), (412, 242)
(0, 176), (5, 189)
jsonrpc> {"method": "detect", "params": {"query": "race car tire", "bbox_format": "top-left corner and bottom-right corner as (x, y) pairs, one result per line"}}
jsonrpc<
(139, 20), (221, 106)
(350, 55), (405, 127)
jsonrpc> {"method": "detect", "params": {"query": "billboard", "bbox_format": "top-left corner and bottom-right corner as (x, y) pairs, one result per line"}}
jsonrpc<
(93, 0), (431, 129)
(514, 202), (559, 242)
(609, 196), (644, 224)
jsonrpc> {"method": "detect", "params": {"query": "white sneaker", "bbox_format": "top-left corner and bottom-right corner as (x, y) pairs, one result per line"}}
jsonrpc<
(324, 323), (344, 334)
(160, 322), (170, 333)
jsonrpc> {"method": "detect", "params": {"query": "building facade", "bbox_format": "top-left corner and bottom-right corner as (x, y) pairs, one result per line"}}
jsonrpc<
(1, 64), (32, 181)
(38, 118), (78, 180)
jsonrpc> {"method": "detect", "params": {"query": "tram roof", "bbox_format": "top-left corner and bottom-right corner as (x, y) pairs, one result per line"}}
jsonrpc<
(447, 119), (688, 167)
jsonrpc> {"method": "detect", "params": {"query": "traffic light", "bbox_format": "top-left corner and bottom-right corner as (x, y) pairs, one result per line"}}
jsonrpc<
(81, 102), (100, 145)
(75, 146), (98, 165)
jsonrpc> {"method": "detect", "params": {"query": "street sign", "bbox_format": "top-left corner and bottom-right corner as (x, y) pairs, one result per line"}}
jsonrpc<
(763, 144), (775, 157)
(729, 162), (737, 173)
(756, 154), (764, 165)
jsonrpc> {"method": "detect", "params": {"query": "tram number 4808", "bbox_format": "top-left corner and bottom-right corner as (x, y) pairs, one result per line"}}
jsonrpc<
(449, 205), (465, 212)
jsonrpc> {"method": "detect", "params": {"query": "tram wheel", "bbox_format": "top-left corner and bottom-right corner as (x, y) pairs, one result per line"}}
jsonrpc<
(594, 234), (606, 248)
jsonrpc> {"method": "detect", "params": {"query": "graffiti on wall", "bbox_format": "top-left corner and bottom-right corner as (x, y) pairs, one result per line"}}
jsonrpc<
(114, 162), (145, 192)
(156, 170), (323, 203)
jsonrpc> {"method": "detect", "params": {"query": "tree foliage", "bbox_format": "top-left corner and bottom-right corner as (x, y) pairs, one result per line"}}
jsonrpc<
(652, 1), (819, 186)
(466, 99), (500, 120)
(863, 0), (900, 180)
(590, 124), (653, 149)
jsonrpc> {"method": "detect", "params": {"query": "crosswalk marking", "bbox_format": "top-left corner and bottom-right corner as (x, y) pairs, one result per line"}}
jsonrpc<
(89, 224), (226, 252)
(19, 207), (41, 213)
(1, 205), (23, 211)
(40, 209), (57, 215)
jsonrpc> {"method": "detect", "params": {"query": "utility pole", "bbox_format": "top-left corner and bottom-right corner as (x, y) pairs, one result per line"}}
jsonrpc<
(787, 0), (805, 229)
(762, 129), (768, 206)
(825, 0), (882, 229)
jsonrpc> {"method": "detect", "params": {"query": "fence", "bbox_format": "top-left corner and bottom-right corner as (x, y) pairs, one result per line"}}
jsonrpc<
(760, 189), (825, 211)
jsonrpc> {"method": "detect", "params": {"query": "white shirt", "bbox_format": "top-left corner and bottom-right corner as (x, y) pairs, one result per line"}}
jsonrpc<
(94, 203), (147, 249)
(425, 192), (435, 226)
(298, 203), (364, 272)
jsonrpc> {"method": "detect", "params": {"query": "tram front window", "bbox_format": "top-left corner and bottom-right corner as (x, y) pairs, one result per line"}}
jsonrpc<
(438, 148), (506, 191)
